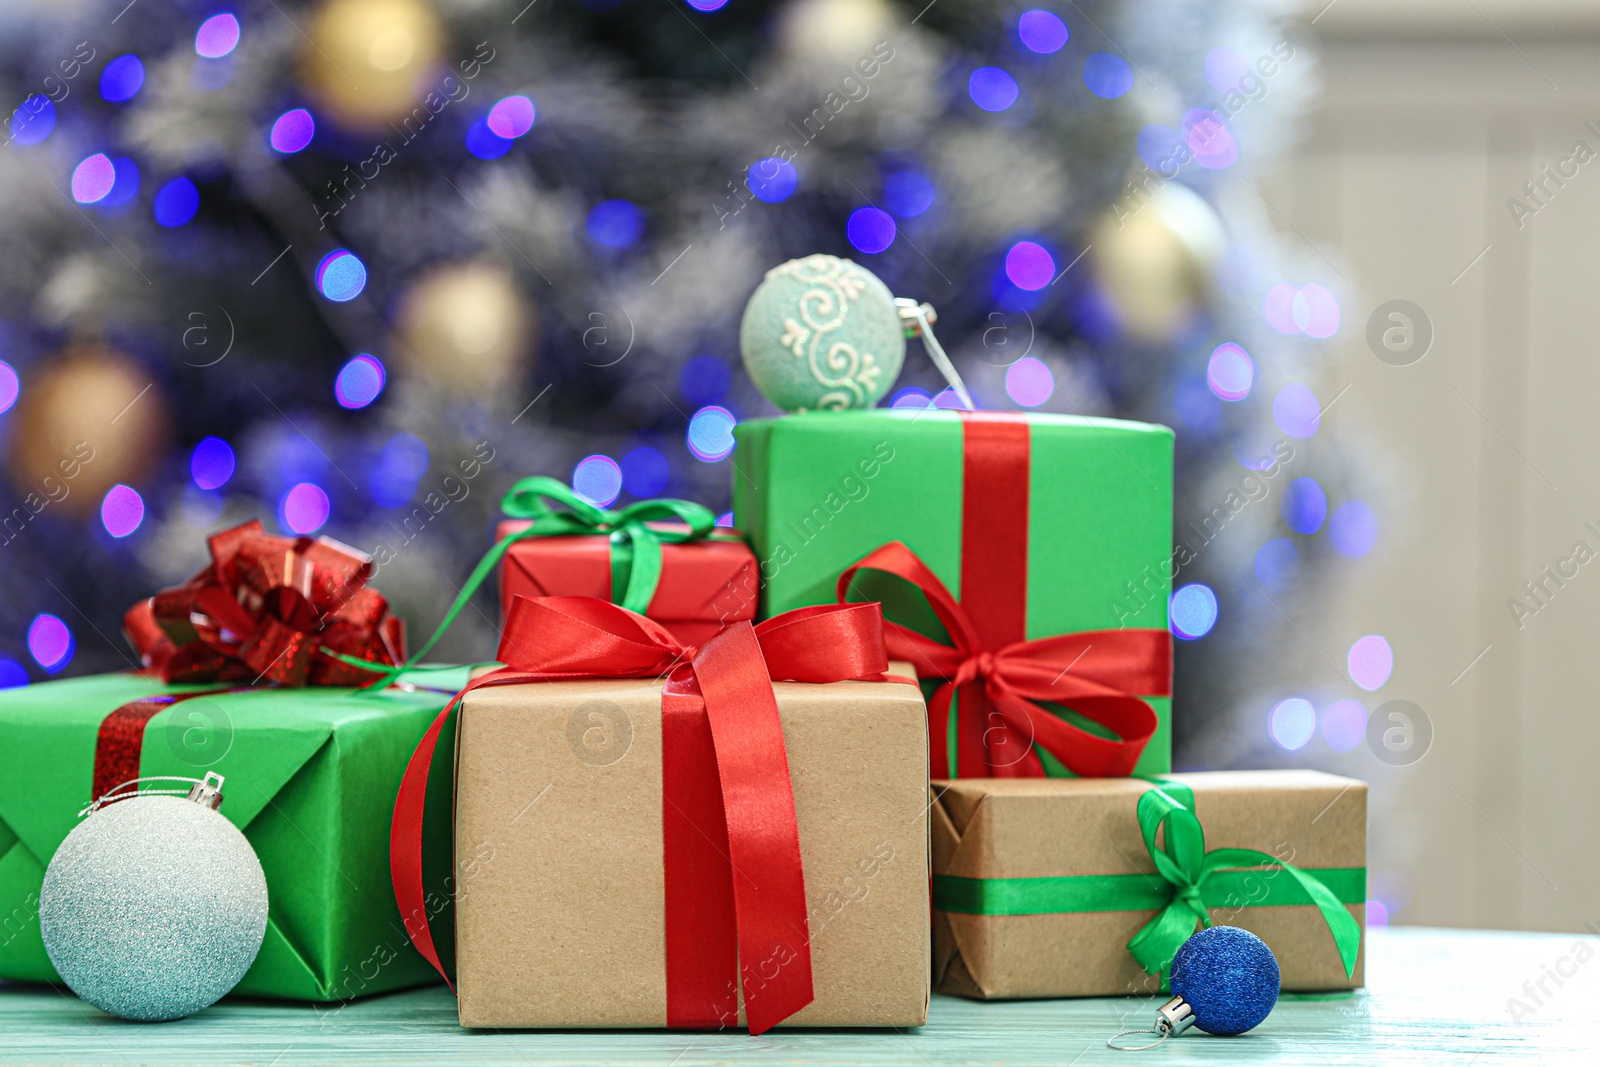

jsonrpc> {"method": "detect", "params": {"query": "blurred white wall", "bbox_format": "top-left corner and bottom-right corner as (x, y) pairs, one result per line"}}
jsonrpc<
(1277, 0), (1600, 932)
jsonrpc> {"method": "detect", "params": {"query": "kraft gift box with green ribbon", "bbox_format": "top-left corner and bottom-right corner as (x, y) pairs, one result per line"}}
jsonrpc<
(733, 409), (1174, 779)
(0, 666), (470, 1000)
(930, 770), (1367, 999)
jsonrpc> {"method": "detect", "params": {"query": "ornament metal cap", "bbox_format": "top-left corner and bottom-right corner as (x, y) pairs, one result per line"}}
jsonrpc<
(1107, 995), (1197, 1051)
(186, 772), (226, 811)
(81, 774), (229, 817)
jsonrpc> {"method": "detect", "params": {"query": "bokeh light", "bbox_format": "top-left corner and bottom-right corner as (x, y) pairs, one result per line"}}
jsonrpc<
(190, 436), (236, 490)
(933, 388), (968, 410)
(1170, 583), (1218, 640)
(370, 434), (429, 508)
(680, 355), (730, 406)
(100, 484), (145, 538)
(1207, 342), (1253, 401)
(968, 67), (1020, 112)
(28, 614), (73, 672)
(1282, 476), (1327, 535)
(846, 207), (895, 253)
(890, 387), (932, 409)
(1367, 900), (1389, 927)
(1204, 47), (1249, 94)
(587, 199), (645, 248)
(1254, 537), (1299, 590)
(154, 176), (200, 227)
(487, 95), (536, 139)
(0, 658), (26, 689)
(1273, 382), (1321, 439)
(99, 157), (141, 212)
(71, 154), (116, 204)
(747, 157), (798, 203)
(1005, 356), (1054, 407)
(1183, 108), (1236, 169)
(465, 117), (513, 160)
(1269, 697), (1315, 750)
(1083, 52), (1134, 98)
(10, 96), (54, 145)
(621, 445), (669, 497)
(335, 354), (386, 409)
(1135, 124), (1183, 171)
(280, 482), (330, 534)
(1348, 635), (1393, 691)
(1263, 282), (1299, 334)
(270, 108), (315, 153)
(687, 0), (729, 10)
(1172, 376), (1220, 433)
(1005, 241), (1055, 290)
(1293, 283), (1341, 338)
(195, 13), (241, 59)
(0, 360), (17, 414)
(1017, 10), (1069, 54)
(1322, 699), (1367, 753)
(716, 511), (733, 527)
(573, 454), (623, 507)
(882, 167), (935, 217)
(100, 55), (145, 102)
(688, 405), (737, 461)
(315, 250), (367, 302)
(1329, 500), (1378, 558)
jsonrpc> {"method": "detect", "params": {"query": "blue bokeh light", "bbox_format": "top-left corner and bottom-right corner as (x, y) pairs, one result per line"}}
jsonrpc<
(1017, 10), (1069, 54)
(100, 55), (145, 102)
(746, 157), (798, 203)
(0, 658), (26, 689)
(154, 177), (200, 227)
(98, 157), (141, 211)
(28, 614), (73, 673)
(882, 167), (935, 218)
(1281, 476), (1327, 535)
(1273, 382), (1322, 439)
(1083, 52), (1134, 98)
(316, 250), (367, 302)
(190, 436), (236, 490)
(9, 96), (54, 145)
(680, 355), (730, 406)
(1329, 500), (1378, 558)
(370, 433), (429, 508)
(846, 207), (896, 254)
(1270, 697), (1315, 750)
(1254, 537), (1299, 590)
(1207, 342), (1253, 401)
(969, 67), (1020, 112)
(465, 116), (513, 160)
(573, 454), (623, 507)
(270, 108), (315, 153)
(335, 354), (386, 409)
(688, 406), (737, 462)
(587, 199), (645, 248)
(1170, 583), (1218, 640)
(621, 445), (670, 497)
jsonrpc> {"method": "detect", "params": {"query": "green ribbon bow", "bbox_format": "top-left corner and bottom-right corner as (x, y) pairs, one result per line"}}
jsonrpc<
(1125, 782), (1362, 979)
(396, 477), (724, 669)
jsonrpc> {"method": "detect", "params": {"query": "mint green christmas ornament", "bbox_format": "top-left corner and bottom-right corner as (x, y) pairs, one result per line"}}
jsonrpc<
(740, 254), (905, 412)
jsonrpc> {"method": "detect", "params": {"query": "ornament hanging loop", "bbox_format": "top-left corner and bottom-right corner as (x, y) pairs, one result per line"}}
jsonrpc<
(894, 298), (975, 411)
(1107, 994), (1196, 1051)
(80, 772), (227, 817)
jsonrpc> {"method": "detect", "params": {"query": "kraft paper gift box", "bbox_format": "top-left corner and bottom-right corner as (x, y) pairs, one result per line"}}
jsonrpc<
(930, 771), (1367, 999)
(733, 409), (1174, 779)
(390, 596), (931, 1030)
(492, 476), (758, 647)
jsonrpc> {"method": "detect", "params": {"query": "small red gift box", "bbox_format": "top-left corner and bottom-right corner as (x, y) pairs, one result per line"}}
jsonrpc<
(496, 519), (758, 647)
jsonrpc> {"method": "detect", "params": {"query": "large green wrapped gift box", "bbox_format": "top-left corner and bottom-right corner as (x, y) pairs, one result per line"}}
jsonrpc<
(733, 409), (1174, 779)
(0, 667), (468, 1001)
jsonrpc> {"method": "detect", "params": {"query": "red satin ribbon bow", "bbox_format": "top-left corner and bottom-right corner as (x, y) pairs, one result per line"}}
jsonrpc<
(122, 519), (406, 686)
(838, 541), (1170, 779)
(390, 595), (892, 1035)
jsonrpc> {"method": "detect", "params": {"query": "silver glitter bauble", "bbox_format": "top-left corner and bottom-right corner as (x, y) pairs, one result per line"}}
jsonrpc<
(40, 794), (269, 1021)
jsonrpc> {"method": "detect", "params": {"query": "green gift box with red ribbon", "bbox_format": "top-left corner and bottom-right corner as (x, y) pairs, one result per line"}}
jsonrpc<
(0, 521), (467, 1001)
(733, 409), (1175, 779)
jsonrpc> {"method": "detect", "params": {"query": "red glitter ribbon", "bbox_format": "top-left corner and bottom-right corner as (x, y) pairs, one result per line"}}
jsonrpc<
(122, 519), (405, 686)
(390, 596), (892, 1034)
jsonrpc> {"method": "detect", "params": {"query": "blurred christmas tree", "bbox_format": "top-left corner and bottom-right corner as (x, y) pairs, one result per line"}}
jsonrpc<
(0, 0), (1354, 768)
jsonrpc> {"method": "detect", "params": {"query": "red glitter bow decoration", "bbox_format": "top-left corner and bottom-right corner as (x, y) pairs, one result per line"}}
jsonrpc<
(122, 519), (406, 686)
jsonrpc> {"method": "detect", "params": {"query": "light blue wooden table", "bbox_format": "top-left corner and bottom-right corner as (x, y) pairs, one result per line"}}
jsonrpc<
(0, 927), (1587, 1065)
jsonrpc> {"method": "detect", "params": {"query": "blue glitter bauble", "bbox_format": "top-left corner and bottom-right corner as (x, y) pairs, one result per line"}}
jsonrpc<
(1169, 925), (1281, 1036)
(40, 795), (268, 1021)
